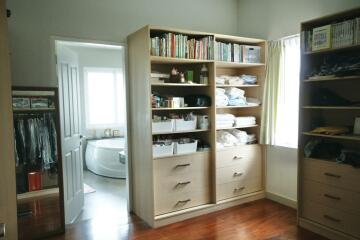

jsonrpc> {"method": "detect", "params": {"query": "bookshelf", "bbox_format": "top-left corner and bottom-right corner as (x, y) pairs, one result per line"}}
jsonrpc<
(128, 25), (266, 227)
(298, 7), (360, 240)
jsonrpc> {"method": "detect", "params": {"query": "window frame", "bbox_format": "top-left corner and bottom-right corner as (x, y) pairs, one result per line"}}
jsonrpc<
(83, 67), (125, 129)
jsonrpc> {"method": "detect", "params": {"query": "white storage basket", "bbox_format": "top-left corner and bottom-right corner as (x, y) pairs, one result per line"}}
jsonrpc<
(174, 140), (198, 154)
(152, 119), (175, 134)
(153, 142), (174, 158)
(174, 118), (197, 132)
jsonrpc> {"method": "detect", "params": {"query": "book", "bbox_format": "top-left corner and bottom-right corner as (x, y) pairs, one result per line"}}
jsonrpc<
(312, 24), (332, 51)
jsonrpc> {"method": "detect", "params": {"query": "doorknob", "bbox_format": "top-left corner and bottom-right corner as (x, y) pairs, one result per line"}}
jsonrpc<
(0, 223), (5, 239)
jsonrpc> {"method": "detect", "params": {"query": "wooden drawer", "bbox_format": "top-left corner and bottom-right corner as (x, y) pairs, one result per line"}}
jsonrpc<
(302, 180), (360, 216)
(303, 158), (360, 193)
(155, 188), (210, 215)
(216, 157), (262, 185)
(154, 152), (209, 178)
(154, 171), (209, 196)
(302, 201), (360, 238)
(216, 145), (262, 168)
(216, 177), (262, 201)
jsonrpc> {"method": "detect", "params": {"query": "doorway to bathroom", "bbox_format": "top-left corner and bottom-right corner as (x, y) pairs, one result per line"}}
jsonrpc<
(53, 39), (130, 227)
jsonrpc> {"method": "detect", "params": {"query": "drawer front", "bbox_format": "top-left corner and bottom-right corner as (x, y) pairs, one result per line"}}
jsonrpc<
(302, 180), (360, 216)
(302, 201), (360, 238)
(216, 157), (262, 185)
(155, 189), (210, 215)
(154, 171), (209, 196)
(154, 152), (209, 178)
(216, 177), (262, 201)
(303, 159), (360, 193)
(216, 145), (262, 168)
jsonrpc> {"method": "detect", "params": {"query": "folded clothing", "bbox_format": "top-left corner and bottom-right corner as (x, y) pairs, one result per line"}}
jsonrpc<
(225, 87), (245, 99)
(216, 77), (226, 85)
(241, 74), (257, 85)
(216, 130), (239, 147)
(228, 78), (244, 85)
(235, 116), (256, 126)
(228, 98), (246, 106)
(216, 114), (235, 121)
(216, 94), (229, 107)
(246, 97), (261, 106)
(216, 129), (256, 146)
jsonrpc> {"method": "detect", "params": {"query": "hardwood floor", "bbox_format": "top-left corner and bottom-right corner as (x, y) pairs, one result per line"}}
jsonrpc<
(49, 199), (328, 240)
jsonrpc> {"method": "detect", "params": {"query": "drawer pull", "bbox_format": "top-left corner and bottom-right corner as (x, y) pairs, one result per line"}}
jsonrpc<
(176, 199), (191, 205)
(323, 214), (341, 223)
(233, 172), (243, 177)
(324, 172), (341, 178)
(324, 193), (341, 201)
(233, 156), (243, 160)
(175, 163), (191, 168)
(234, 187), (245, 192)
(176, 181), (191, 187)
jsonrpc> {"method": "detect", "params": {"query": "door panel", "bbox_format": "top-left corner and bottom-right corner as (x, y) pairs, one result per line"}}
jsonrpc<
(0, 1), (18, 238)
(57, 45), (84, 224)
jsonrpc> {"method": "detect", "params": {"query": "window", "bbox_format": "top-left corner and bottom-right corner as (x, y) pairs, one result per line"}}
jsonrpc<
(274, 35), (300, 148)
(84, 68), (125, 129)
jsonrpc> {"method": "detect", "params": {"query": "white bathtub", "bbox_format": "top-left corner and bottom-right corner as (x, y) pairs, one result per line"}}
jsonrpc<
(85, 138), (126, 179)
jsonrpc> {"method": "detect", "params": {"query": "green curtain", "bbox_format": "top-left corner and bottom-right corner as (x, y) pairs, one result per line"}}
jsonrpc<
(260, 40), (283, 145)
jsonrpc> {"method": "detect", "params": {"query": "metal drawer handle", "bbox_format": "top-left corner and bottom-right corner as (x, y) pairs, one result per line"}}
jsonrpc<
(233, 172), (243, 177)
(324, 172), (341, 178)
(177, 199), (191, 205)
(234, 187), (245, 192)
(323, 214), (341, 223)
(233, 156), (243, 160)
(324, 193), (341, 201)
(175, 163), (191, 168)
(176, 181), (191, 187)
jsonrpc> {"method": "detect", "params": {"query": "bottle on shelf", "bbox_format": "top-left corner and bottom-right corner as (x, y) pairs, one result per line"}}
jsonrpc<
(200, 64), (208, 84)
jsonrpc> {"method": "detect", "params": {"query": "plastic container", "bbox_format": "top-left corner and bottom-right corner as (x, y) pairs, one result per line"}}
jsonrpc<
(241, 45), (261, 63)
(153, 142), (174, 158)
(152, 119), (175, 134)
(174, 140), (198, 154)
(174, 118), (197, 132)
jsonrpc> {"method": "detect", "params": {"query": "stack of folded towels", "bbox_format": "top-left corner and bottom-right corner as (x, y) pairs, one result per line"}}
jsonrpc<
(216, 114), (235, 128)
(216, 129), (257, 148)
(216, 75), (257, 85)
(216, 87), (260, 107)
(235, 116), (256, 127)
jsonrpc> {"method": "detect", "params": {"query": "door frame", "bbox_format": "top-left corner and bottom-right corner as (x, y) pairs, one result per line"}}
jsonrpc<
(50, 36), (133, 214)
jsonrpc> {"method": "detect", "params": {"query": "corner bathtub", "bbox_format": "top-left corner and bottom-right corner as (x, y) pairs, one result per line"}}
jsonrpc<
(85, 138), (126, 179)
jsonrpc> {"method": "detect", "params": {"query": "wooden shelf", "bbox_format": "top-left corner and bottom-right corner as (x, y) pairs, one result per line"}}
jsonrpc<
(151, 56), (212, 64)
(302, 132), (360, 141)
(216, 124), (258, 130)
(151, 83), (209, 87)
(152, 107), (210, 111)
(303, 44), (360, 55)
(216, 105), (260, 109)
(302, 106), (360, 110)
(13, 108), (56, 112)
(153, 150), (210, 160)
(216, 84), (260, 88)
(17, 188), (60, 202)
(303, 75), (360, 82)
(152, 129), (209, 135)
(215, 61), (265, 68)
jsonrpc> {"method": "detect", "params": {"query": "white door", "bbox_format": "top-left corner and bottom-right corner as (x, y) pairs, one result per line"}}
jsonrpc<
(0, 1), (18, 238)
(56, 45), (84, 224)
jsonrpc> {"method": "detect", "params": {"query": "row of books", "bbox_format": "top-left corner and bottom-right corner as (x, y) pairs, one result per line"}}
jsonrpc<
(214, 42), (261, 63)
(302, 17), (360, 52)
(150, 33), (214, 60)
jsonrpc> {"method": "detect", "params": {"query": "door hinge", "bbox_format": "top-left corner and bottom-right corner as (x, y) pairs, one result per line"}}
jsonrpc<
(6, 9), (11, 18)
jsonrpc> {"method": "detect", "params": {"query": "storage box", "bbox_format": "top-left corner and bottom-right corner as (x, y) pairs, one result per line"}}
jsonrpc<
(152, 119), (175, 134)
(153, 142), (174, 158)
(31, 97), (49, 109)
(174, 140), (198, 154)
(174, 118), (197, 132)
(242, 45), (261, 63)
(12, 97), (30, 109)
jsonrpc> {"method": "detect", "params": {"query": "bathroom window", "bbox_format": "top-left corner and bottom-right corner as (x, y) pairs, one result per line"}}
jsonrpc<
(84, 67), (125, 129)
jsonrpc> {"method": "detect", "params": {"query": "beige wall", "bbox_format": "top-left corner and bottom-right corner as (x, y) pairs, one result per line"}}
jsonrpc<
(6, 0), (238, 87)
(237, 0), (360, 40)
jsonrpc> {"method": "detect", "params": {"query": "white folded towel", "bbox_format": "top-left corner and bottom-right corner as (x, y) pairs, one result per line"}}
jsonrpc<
(216, 114), (236, 121)
(225, 87), (245, 99)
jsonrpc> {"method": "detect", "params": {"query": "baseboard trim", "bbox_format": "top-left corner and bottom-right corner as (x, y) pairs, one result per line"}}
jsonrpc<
(153, 191), (265, 228)
(299, 217), (357, 240)
(265, 192), (297, 209)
